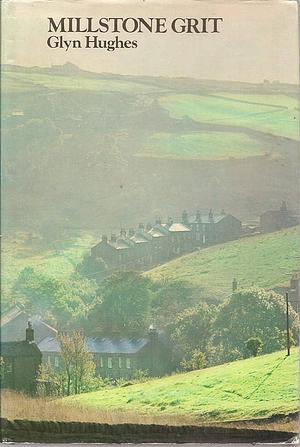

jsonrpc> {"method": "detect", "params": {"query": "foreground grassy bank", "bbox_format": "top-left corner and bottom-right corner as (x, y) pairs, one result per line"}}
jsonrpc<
(146, 227), (299, 299)
(63, 349), (298, 423)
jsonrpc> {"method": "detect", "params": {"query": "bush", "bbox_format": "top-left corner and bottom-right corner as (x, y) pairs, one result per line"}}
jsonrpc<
(181, 351), (207, 371)
(245, 337), (264, 357)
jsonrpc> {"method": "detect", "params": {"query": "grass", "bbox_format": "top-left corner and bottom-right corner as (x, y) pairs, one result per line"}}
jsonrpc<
(213, 93), (299, 109)
(1, 231), (97, 294)
(3, 71), (163, 95)
(158, 93), (299, 141)
(1, 390), (194, 426)
(62, 349), (298, 423)
(136, 131), (263, 160)
(146, 227), (299, 299)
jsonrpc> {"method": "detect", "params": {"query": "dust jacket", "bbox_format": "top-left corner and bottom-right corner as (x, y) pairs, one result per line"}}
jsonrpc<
(1, 0), (299, 444)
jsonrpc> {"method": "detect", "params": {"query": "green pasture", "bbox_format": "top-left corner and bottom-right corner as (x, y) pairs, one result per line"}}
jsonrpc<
(63, 349), (298, 422)
(158, 94), (299, 140)
(213, 93), (298, 109)
(146, 227), (299, 300)
(136, 131), (263, 160)
(2, 231), (97, 293)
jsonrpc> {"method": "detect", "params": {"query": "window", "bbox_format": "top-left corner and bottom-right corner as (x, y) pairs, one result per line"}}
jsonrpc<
(118, 357), (122, 368)
(54, 356), (59, 367)
(126, 358), (131, 369)
(99, 357), (103, 368)
(108, 357), (113, 369)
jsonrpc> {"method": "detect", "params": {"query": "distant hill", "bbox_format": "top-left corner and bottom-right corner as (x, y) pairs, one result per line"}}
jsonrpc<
(2, 64), (299, 235)
(146, 226), (299, 300)
(63, 348), (298, 423)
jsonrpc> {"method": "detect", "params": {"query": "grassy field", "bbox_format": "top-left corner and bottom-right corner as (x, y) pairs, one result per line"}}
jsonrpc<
(146, 227), (299, 299)
(213, 93), (298, 109)
(2, 231), (97, 294)
(62, 349), (298, 423)
(3, 71), (164, 94)
(158, 94), (299, 141)
(136, 131), (263, 160)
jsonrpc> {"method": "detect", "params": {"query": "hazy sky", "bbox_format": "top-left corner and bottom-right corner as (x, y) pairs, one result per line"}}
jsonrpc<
(2, 0), (299, 83)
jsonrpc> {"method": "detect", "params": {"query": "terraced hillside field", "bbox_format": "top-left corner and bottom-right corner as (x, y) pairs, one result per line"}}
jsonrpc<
(146, 226), (299, 300)
(63, 349), (298, 423)
(136, 131), (263, 160)
(158, 93), (299, 141)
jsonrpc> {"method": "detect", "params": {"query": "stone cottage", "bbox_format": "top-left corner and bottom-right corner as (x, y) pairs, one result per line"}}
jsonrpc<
(38, 327), (172, 379)
(90, 208), (242, 275)
(260, 201), (299, 233)
(1, 323), (42, 394)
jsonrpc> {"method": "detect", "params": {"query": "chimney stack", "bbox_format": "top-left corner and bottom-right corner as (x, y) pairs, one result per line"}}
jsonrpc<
(26, 321), (34, 343)
(148, 324), (158, 342)
(196, 210), (202, 222)
(232, 278), (238, 292)
(182, 210), (189, 224)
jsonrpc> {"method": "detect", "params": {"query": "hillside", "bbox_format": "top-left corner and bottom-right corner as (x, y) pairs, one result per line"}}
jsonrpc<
(1, 231), (97, 295)
(3, 226), (298, 302)
(63, 349), (298, 423)
(2, 64), (299, 235)
(146, 227), (299, 299)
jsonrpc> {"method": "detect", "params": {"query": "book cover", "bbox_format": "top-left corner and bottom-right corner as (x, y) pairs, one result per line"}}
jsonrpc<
(1, 0), (299, 443)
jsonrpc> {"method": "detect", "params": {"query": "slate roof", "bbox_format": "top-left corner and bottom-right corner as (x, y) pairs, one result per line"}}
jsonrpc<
(1, 306), (24, 326)
(168, 223), (191, 232)
(148, 228), (167, 238)
(1, 307), (58, 343)
(37, 336), (150, 355)
(108, 239), (131, 250)
(130, 234), (149, 244)
(189, 214), (237, 224)
(1, 341), (42, 358)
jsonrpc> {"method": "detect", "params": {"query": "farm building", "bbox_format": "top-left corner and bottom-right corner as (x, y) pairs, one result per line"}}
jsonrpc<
(260, 201), (298, 233)
(38, 327), (172, 379)
(0, 323), (42, 394)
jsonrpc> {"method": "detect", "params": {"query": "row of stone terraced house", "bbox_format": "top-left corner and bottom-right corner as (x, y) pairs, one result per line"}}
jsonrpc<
(91, 210), (242, 273)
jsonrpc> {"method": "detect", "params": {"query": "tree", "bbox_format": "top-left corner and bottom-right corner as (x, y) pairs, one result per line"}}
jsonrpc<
(12, 267), (59, 316)
(76, 254), (108, 283)
(12, 268), (97, 328)
(168, 303), (215, 362)
(90, 272), (152, 335)
(52, 274), (97, 329)
(214, 288), (299, 356)
(245, 337), (263, 357)
(58, 331), (96, 395)
(151, 280), (196, 326)
(181, 351), (207, 371)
